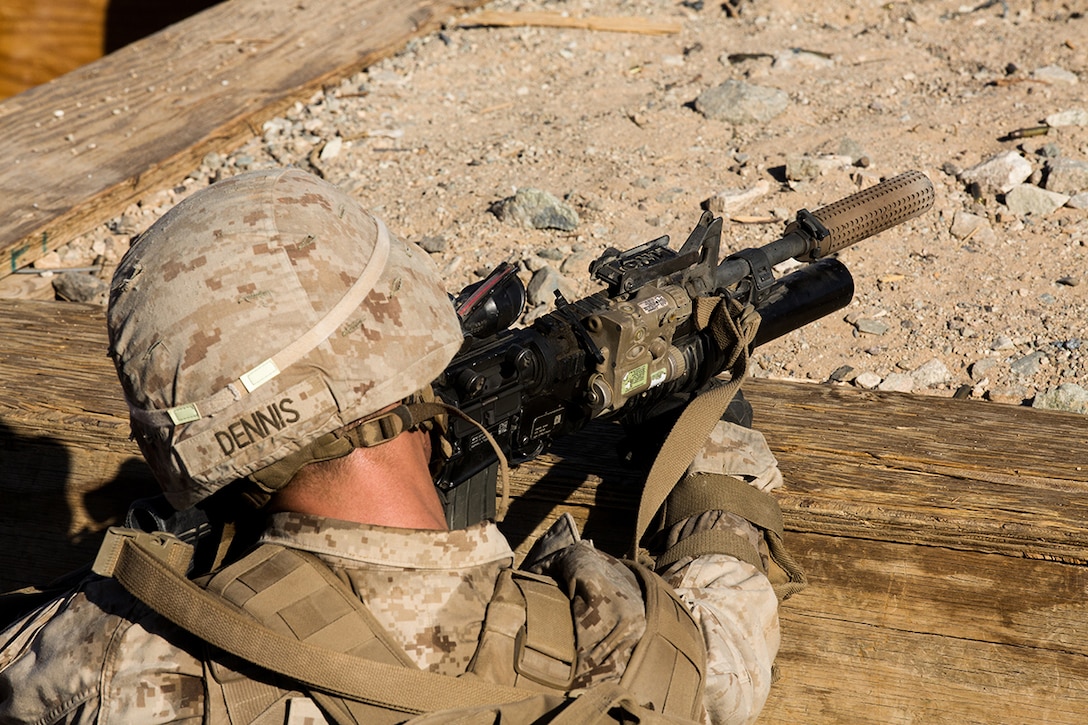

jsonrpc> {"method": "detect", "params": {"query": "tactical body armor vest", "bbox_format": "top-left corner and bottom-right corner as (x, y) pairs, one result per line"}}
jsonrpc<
(91, 516), (711, 725)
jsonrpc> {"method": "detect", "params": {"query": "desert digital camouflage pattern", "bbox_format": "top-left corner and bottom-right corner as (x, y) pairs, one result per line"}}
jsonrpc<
(0, 421), (779, 724)
(107, 169), (463, 509)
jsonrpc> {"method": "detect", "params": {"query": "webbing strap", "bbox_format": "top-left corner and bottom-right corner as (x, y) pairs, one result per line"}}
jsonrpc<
(654, 529), (763, 575)
(619, 563), (705, 720)
(98, 531), (537, 714)
(632, 298), (759, 563)
(512, 573), (576, 689)
(661, 473), (785, 536)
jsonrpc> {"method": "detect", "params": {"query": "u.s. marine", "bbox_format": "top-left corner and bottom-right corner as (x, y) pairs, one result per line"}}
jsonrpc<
(0, 168), (803, 724)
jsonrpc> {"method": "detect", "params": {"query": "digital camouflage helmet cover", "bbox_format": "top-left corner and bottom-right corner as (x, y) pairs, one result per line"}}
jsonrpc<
(108, 169), (463, 509)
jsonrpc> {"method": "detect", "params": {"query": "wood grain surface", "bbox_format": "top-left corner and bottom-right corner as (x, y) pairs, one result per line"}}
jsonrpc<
(1, 297), (1085, 722)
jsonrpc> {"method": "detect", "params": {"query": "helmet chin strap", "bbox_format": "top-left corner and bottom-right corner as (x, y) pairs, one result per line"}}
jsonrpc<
(245, 387), (511, 521)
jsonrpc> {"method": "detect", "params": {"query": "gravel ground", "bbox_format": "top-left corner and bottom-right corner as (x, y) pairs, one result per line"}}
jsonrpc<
(8, 0), (1088, 411)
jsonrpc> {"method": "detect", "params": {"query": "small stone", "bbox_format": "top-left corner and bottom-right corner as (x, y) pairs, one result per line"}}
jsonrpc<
(1056, 276), (1080, 287)
(705, 180), (771, 216)
(492, 188), (580, 231)
(987, 386), (1030, 405)
(1009, 350), (1047, 377)
(854, 318), (890, 335)
(535, 247), (567, 261)
(1067, 192), (1088, 209)
(772, 49), (835, 71)
(1044, 157), (1088, 195)
(991, 335), (1016, 351)
(52, 273), (108, 305)
(1004, 184), (1070, 216)
(1032, 383), (1088, 414)
(319, 136), (342, 160)
(911, 358), (952, 388)
(969, 358), (998, 380)
(828, 365), (856, 383)
(1045, 108), (1088, 127)
(878, 373), (915, 393)
(526, 265), (576, 307)
(417, 235), (448, 253)
(784, 154), (852, 182)
(960, 151), (1033, 194)
(695, 80), (789, 124)
(854, 372), (882, 390)
(948, 211), (996, 243)
(560, 250), (594, 276)
(1032, 65), (1079, 85)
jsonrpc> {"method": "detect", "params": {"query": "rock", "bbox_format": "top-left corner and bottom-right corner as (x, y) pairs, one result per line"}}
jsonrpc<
(695, 80), (789, 124)
(878, 373), (915, 393)
(969, 358), (998, 380)
(772, 49), (835, 71)
(911, 358), (952, 388)
(991, 335), (1016, 351)
(828, 365), (856, 383)
(319, 135), (342, 160)
(1009, 350), (1047, 377)
(837, 137), (869, 166)
(1032, 65), (1079, 85)
(960, 151), (1032, 194)
(560, 250), (595, 276)
(52, 273), (108, 305)
(1045, 108), (1088, 127)
(492, 188), (580, 231)
(416, 235), (448, 253)
(1044, 157), (1088, 195)
(526, 265), (576, 307)
(784, 154), (852, 182)
(854, 372), (882, 390)
(705, 180), (771, 216)
(948, 211), (996, 243)
(1032, 383), (1088, 414)
(1004, 184), (1070, 216)
(1067, 192), (1088, 210)
(535, 246), (567, 261)
(987, 386), (1030, 405)
(854, 318), (889, 335)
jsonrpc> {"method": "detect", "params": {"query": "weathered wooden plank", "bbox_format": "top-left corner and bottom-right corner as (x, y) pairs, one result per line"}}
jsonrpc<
(758, 534), (1088, 723)
(764, 612), (1087, 724)
(786, 532), (1088, 657)
(0, 0), (486, 277)
(4, 298), (1088, 578)
(3, 297), (1088, 725)
(748, 381), (1088, 565)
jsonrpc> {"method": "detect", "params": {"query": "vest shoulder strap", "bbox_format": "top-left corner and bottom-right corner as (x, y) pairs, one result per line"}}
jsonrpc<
(619, 561), (707, 722)
(93, 528), (539, 721)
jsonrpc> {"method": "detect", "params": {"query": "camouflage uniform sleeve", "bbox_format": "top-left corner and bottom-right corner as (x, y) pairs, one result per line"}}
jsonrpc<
(654, 421), (783, 725)
(0, 577), (205, 724)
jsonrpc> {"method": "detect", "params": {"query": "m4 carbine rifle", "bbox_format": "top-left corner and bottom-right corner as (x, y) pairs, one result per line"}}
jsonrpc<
(433, 171), (935, 528)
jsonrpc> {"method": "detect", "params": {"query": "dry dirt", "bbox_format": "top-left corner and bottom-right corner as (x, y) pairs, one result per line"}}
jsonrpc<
(9, 0), (1088, 406)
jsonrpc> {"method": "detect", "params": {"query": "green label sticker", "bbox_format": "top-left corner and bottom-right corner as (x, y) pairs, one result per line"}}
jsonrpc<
(621, 364), (649, 395)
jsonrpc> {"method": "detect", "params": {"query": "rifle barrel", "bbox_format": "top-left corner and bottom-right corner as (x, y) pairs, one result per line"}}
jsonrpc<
(714, 170), (934, 288)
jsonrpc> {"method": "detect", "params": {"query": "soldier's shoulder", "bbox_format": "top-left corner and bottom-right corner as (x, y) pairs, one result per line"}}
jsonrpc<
(1, 575), (205, 722)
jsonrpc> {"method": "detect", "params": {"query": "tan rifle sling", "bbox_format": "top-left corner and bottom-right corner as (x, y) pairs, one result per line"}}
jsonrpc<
(631, 296), (806, 602)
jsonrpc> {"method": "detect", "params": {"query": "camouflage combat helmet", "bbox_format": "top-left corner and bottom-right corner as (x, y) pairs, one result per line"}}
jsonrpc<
(107, 168), (463, 510)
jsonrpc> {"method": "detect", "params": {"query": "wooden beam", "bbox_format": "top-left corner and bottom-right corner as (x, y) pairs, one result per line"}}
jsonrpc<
(762, 533), (1088, 723)
(0, 0), (486, 278)
(2, 297), (1086, 724)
